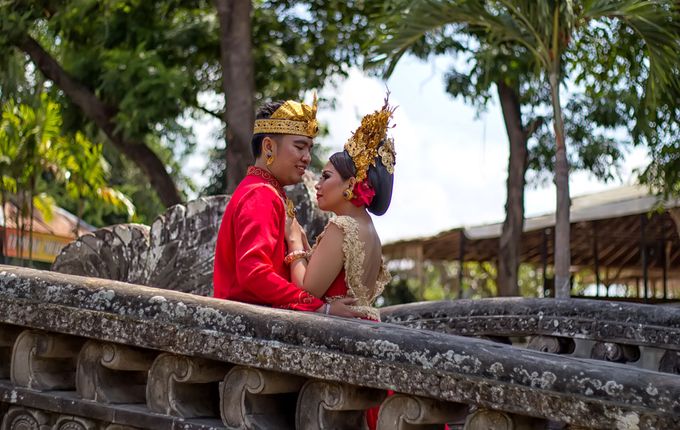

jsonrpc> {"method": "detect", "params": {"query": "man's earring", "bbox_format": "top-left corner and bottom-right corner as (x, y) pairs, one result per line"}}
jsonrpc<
(265, 151), (274, 166)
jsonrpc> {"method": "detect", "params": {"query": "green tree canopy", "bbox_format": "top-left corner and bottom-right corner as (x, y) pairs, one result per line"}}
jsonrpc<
(371, 0), (680, 297)
(0, 94), (134, 264)
(0, 0), (378, 208)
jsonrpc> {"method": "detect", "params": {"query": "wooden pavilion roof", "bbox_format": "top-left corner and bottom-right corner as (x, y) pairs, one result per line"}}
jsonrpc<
(383, 186), (680, 284)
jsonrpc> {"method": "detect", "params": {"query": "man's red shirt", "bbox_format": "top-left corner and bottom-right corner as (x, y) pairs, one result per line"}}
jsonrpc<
(213, 167), (323, 311)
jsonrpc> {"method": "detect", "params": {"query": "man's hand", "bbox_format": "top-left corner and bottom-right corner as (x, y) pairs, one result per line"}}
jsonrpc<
(316, 297), (364, 318)
(285, 216), (305, 249)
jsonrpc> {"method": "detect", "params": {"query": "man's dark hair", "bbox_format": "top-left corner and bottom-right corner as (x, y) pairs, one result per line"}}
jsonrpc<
(329, 145), (394, 216)
(251, 101), (285, 158)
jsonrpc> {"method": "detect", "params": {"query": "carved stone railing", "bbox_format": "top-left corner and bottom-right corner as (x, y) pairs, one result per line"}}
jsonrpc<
(0, 265), (679, 429)
(2, 195), (680, 429)
(381, 298), (680, 374)
(50, 195), (230, 297)
(51, 190), (327, 298)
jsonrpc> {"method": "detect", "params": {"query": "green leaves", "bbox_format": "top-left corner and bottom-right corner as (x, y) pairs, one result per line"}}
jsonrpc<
(0, 95), (136, 226)
(3, 0), (379, 201)
(581, 0), (680, 105)
(99, 44), (191, 139)
(96, 187), (135, 219)
(0, 94), (62, 189)
(33, 192), (55, 222)
(372, 0), (679, 174)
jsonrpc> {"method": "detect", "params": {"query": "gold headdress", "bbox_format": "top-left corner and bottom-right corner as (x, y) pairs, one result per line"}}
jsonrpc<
(344, 96), (396, 182)
(253, 94), (319, 138)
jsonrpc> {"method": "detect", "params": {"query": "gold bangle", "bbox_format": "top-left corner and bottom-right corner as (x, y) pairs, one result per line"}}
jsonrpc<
(284, 250), (308, 265)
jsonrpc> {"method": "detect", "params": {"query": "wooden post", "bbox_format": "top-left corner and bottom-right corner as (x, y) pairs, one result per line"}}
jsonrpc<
(664, 240), (670, 300)
(605, 267), (610, 298)
(592, 221), (600, 297)
(640, 214), (648, 302)
(457, 234), (466, 299)
(415, 244), (425, 298)
(541, 229), (548, 298)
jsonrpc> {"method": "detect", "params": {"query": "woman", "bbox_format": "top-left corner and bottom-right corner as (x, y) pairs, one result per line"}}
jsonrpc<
(284, 98), (396, 322)
(284, 99), (396, 430)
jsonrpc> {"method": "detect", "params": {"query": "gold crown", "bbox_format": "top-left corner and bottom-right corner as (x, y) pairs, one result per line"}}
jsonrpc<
(344, 95), (396, 182)
(253, 94), (319, 138)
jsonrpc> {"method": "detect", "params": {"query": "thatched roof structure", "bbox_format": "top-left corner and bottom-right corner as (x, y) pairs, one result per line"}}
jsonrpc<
(383, 186), (680, 298)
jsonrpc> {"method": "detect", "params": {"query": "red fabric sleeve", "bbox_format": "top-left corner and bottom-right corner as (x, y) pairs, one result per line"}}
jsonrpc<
(233, 186), (323, 311)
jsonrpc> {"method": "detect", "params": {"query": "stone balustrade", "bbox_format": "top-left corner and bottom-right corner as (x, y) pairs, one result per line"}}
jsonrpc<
(381, 298), (680, 373)
(0, 265), (679, 430)
(1, 196), (679, 429)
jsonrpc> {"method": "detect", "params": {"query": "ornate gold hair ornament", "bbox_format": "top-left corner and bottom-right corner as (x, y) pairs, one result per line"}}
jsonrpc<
(253, 93), (319, 138)
(344, 95), (397, 182)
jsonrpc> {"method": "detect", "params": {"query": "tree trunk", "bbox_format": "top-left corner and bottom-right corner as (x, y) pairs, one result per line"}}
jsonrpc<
(550, 71), (571, 299)
(214, 0), (255, 194)
(16, 35), (183, 208)
(496, 81), (529, 297)
(17, 192), (25, 266)
(28, 178), (35, 267)
(0, 193), (5, 264)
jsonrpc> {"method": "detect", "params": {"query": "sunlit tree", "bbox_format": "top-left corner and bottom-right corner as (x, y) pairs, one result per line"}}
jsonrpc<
(375, 0), (680, 297)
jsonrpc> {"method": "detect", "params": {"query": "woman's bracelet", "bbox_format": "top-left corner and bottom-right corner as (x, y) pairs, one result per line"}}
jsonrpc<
(284, 249), (308, 265)
(324, 303), (330, 315)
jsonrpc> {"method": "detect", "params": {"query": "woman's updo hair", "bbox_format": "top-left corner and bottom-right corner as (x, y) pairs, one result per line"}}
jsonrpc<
(329, 142), (394, 216)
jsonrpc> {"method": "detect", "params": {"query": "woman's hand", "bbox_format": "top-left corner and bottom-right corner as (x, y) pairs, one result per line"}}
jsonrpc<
(316, 297), (364, 318)
(300, 227), (311, 252)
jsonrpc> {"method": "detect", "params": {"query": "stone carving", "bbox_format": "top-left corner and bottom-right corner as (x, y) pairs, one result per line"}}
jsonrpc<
(286, 172), (331, 245)
(76, 341), (156, 403)
(52, 182), (331, 297)
(381, 299), (680, 374)
(527, 336), (561, 354)
(465, 409), (515, 429)
(220, 366), (305, 429)
(103, 427), (141, 430)
(0, 407), (50, 430)
(50, 224), (151, 285)
(376, 394), (468, 430)
(659, 350), (680, 374)
(52, 196), (228, 296)
(591, 342), (640, 363)
(144, 196), (229, 295)
(53, 416), (96, 430)
(11, 331), (82, 390)
(526, 336), (574, 354)
(295, 380), (386, 430)
(464, 408), (547, 430)
(146, 353), (229, 418)
(2, 265), (680, 428)
(465, 409), (513, 430)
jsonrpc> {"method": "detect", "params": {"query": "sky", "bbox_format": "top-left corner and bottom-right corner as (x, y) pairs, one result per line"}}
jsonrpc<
(185, 55), (649, 244)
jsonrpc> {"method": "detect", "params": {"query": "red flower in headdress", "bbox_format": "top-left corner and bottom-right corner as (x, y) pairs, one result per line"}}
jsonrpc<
(350, 179), (376, 207)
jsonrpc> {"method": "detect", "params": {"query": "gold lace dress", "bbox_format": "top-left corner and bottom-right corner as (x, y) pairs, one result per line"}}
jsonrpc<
(311, 216), (391, 321)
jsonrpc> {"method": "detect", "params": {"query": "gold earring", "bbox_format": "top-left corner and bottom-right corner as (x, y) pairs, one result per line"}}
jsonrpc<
(343, 178), (356, 200)
(265, 151), (274, 166)
(343, 188), (354, 201)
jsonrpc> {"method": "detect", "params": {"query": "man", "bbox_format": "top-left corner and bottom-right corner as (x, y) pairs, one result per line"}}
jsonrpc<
(214, 96), (362, 317)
